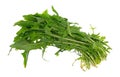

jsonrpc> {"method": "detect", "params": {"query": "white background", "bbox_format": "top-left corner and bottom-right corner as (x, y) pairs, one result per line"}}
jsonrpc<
(0, 0), (120, 77)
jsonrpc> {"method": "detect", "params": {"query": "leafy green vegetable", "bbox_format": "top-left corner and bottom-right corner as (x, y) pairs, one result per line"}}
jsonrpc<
(10, 6), (111, 71)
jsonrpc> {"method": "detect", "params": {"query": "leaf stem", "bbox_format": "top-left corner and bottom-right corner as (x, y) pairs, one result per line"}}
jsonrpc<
(48, 33), (87, 45)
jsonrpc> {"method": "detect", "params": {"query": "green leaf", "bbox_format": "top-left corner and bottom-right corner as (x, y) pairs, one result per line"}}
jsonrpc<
(52, 6), (59, 16)
(23, 14), (37, 21)
(22, 50), (30, 67)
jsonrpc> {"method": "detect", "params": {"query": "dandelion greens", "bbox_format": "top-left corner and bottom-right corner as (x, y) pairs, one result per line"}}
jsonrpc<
(10, 7), (111, 71)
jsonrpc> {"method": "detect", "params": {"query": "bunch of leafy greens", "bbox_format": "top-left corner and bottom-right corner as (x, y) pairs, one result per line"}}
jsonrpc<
(10, 6), (111, 71)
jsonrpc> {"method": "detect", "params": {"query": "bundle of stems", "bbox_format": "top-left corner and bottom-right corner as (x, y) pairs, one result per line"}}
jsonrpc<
(10, 6), (111, 70)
